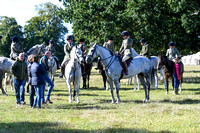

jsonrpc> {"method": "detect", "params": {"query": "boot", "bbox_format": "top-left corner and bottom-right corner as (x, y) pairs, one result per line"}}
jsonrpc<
(59, 64), (65, 78)
(122, 61), (128, 75)
(175, 88), (179, 95)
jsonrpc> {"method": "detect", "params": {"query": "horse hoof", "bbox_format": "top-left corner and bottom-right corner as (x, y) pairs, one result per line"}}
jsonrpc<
(116, 100), (120, 104)
(166, 92), (168, 94)
(77, 101), (80, 103)
(143, 100), (148, 103)
(111, 101), (115, 104)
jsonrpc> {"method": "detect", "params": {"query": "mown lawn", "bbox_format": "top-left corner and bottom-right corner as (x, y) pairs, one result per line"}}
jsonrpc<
(0, 65), (200, 133)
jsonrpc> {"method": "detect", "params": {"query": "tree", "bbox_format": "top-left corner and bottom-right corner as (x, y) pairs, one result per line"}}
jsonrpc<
(24, 2), (68, 60)
(60, 0), (200, 55)
(59, 0), (133, 50)
(0, 16), (24, 57)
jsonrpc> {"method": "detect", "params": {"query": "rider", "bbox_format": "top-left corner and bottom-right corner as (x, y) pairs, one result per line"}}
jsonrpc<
(46, 40), (60, 69)
(103, 37), (115, 52)
(10, 36), (24, 60)
(166, 41), (180, 61)
(139, 38), (150, 59)
(40, 51), (54, 104)
(79, 38), (88, 76)
(118, 31), (133, 75)
(59, 35), (76, 78)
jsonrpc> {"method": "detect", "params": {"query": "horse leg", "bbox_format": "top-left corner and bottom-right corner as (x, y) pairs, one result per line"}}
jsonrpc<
(0, 71), (7, 95)
(4, 73), (8, 92)
(82, 75), (86, 89)
(165, 75), (169, 94)
(66, 79), (72, 103)
(87, 74), (90, 89)
(137, 75), (140, 91)
(75, 76), (81, 103)
(114, 78), (121, 103)
(107, 77), (115, 103)
(154, 70), (158, 89)
(138, 74), (149, 103)
(73, 89), (76, 101)
(102, 70), (107, 90)
(10, 76), (14, 92)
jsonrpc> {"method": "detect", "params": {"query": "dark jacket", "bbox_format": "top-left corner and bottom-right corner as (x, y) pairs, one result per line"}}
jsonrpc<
(28, 63), (32, 85)
(40, 55), (49, 74)
(11, 58), (27, 80)
(31, 62), (46, 85)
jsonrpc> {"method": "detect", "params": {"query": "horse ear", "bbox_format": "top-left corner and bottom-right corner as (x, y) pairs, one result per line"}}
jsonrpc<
(42, 42), (45, 46)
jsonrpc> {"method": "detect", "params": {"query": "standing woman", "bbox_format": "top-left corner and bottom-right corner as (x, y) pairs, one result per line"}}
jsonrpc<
(27, 55), (34, 107)
(31, 55), (46, 108)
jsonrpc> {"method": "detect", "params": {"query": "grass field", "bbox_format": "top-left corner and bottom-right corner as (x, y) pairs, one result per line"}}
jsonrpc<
(0, 65), (200, 133)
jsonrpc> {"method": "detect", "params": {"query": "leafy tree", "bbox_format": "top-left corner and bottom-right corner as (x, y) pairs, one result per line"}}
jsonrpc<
(24, 2), (68, 60)
(0, 16), (24, 57)
(60, 0), (200, 55)
(59, 0), (133, 50)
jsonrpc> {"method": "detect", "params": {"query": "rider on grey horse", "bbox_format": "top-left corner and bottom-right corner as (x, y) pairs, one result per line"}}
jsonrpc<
(166, 41), (180, 61)
(46, 40), (59, 69)
(59, 35), (76, 78)
(103, 37), (115, 52)
(140, 38), (150, 59)
(10, 36), (24, 60)
(118, 31), (133, 75)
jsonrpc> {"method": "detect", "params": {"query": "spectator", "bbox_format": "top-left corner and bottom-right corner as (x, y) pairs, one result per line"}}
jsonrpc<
(11, 53), (27, 105)
(31, 55), (46, 108)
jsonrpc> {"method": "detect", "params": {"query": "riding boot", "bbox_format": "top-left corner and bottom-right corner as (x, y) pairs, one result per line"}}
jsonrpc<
(59, 64), (65, 78)
(122, 61), (128, 75)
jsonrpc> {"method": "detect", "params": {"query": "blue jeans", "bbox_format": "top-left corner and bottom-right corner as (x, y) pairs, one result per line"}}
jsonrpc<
(29, 85), (35, 107)
(41, 74), (54, 102)
(33, 85), (42, 108)
(173, 73), (180, 88)
(13, 78), (26, 103)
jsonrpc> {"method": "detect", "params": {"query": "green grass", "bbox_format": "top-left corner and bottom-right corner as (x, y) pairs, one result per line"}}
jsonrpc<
(0, 65), (200, 133)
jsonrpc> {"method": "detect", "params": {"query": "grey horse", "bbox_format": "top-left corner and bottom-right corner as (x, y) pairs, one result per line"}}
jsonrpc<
(86, 44), (155, 103)
(1, 43), (47, 95)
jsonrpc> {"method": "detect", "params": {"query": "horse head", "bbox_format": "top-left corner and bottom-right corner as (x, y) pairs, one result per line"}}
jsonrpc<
(37, 42), (47, 56)
(157, 55), (168, 70)
(71, 45), (84, 64)
(86, 43), (97, 64)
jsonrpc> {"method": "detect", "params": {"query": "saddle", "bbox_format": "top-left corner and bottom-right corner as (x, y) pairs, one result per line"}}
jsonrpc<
(117, 54), (133, 68)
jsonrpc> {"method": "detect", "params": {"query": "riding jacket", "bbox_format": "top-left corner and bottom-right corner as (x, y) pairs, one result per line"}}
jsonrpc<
(140, 43), (150, 58)
(119, 38), (133, 58)
(64, 41), (76, 60)
(46, 45), (56, 56)
(103, 42), (114, 52)
(166, 48), (180, 61)
(10, 42), (24, 60)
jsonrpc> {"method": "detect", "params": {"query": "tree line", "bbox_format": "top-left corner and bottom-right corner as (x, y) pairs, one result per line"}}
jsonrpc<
(0, 1), (200, 61)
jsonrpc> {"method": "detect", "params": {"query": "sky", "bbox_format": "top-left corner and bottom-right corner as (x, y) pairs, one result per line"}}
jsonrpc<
(0, 0), (72, 34)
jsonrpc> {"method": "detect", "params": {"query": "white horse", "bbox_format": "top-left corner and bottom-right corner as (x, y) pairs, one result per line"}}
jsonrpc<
(64, 46), (84, 103)
(48, 56), (57, 83)
(86, 44), (155, 103)
(2, 43), (47, 93)
(0, 57), (14, 95)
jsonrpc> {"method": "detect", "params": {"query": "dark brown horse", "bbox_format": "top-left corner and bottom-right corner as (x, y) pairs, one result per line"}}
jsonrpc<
(158, 55), (184, 94)
(95, 60), (107, 90)
(81, 62), (92, 89)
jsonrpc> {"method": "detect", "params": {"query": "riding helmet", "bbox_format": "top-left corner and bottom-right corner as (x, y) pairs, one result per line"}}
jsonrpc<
(121, 31), (129, 36)
(49, 40), (54, 44)
(140, 38), (146, 43)
(12, 36), (18, 42)
(168, 41), (175, 46)
(108, 37), (113, 40)
(66, 35), (73, 40)
(79, 38), (85, 42)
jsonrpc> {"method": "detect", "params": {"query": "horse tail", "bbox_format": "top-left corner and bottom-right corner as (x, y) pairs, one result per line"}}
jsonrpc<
(150, 66), (155, 89)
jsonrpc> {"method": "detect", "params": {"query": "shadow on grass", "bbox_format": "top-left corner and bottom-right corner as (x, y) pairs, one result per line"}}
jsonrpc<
(54, 103), (116, 110)
(184, 70), (200, 73)
(183, 77), (200, 83)
(0, 122), (169, 133)
(160, 98), (200, 104)
(99, 99), (144, 104)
